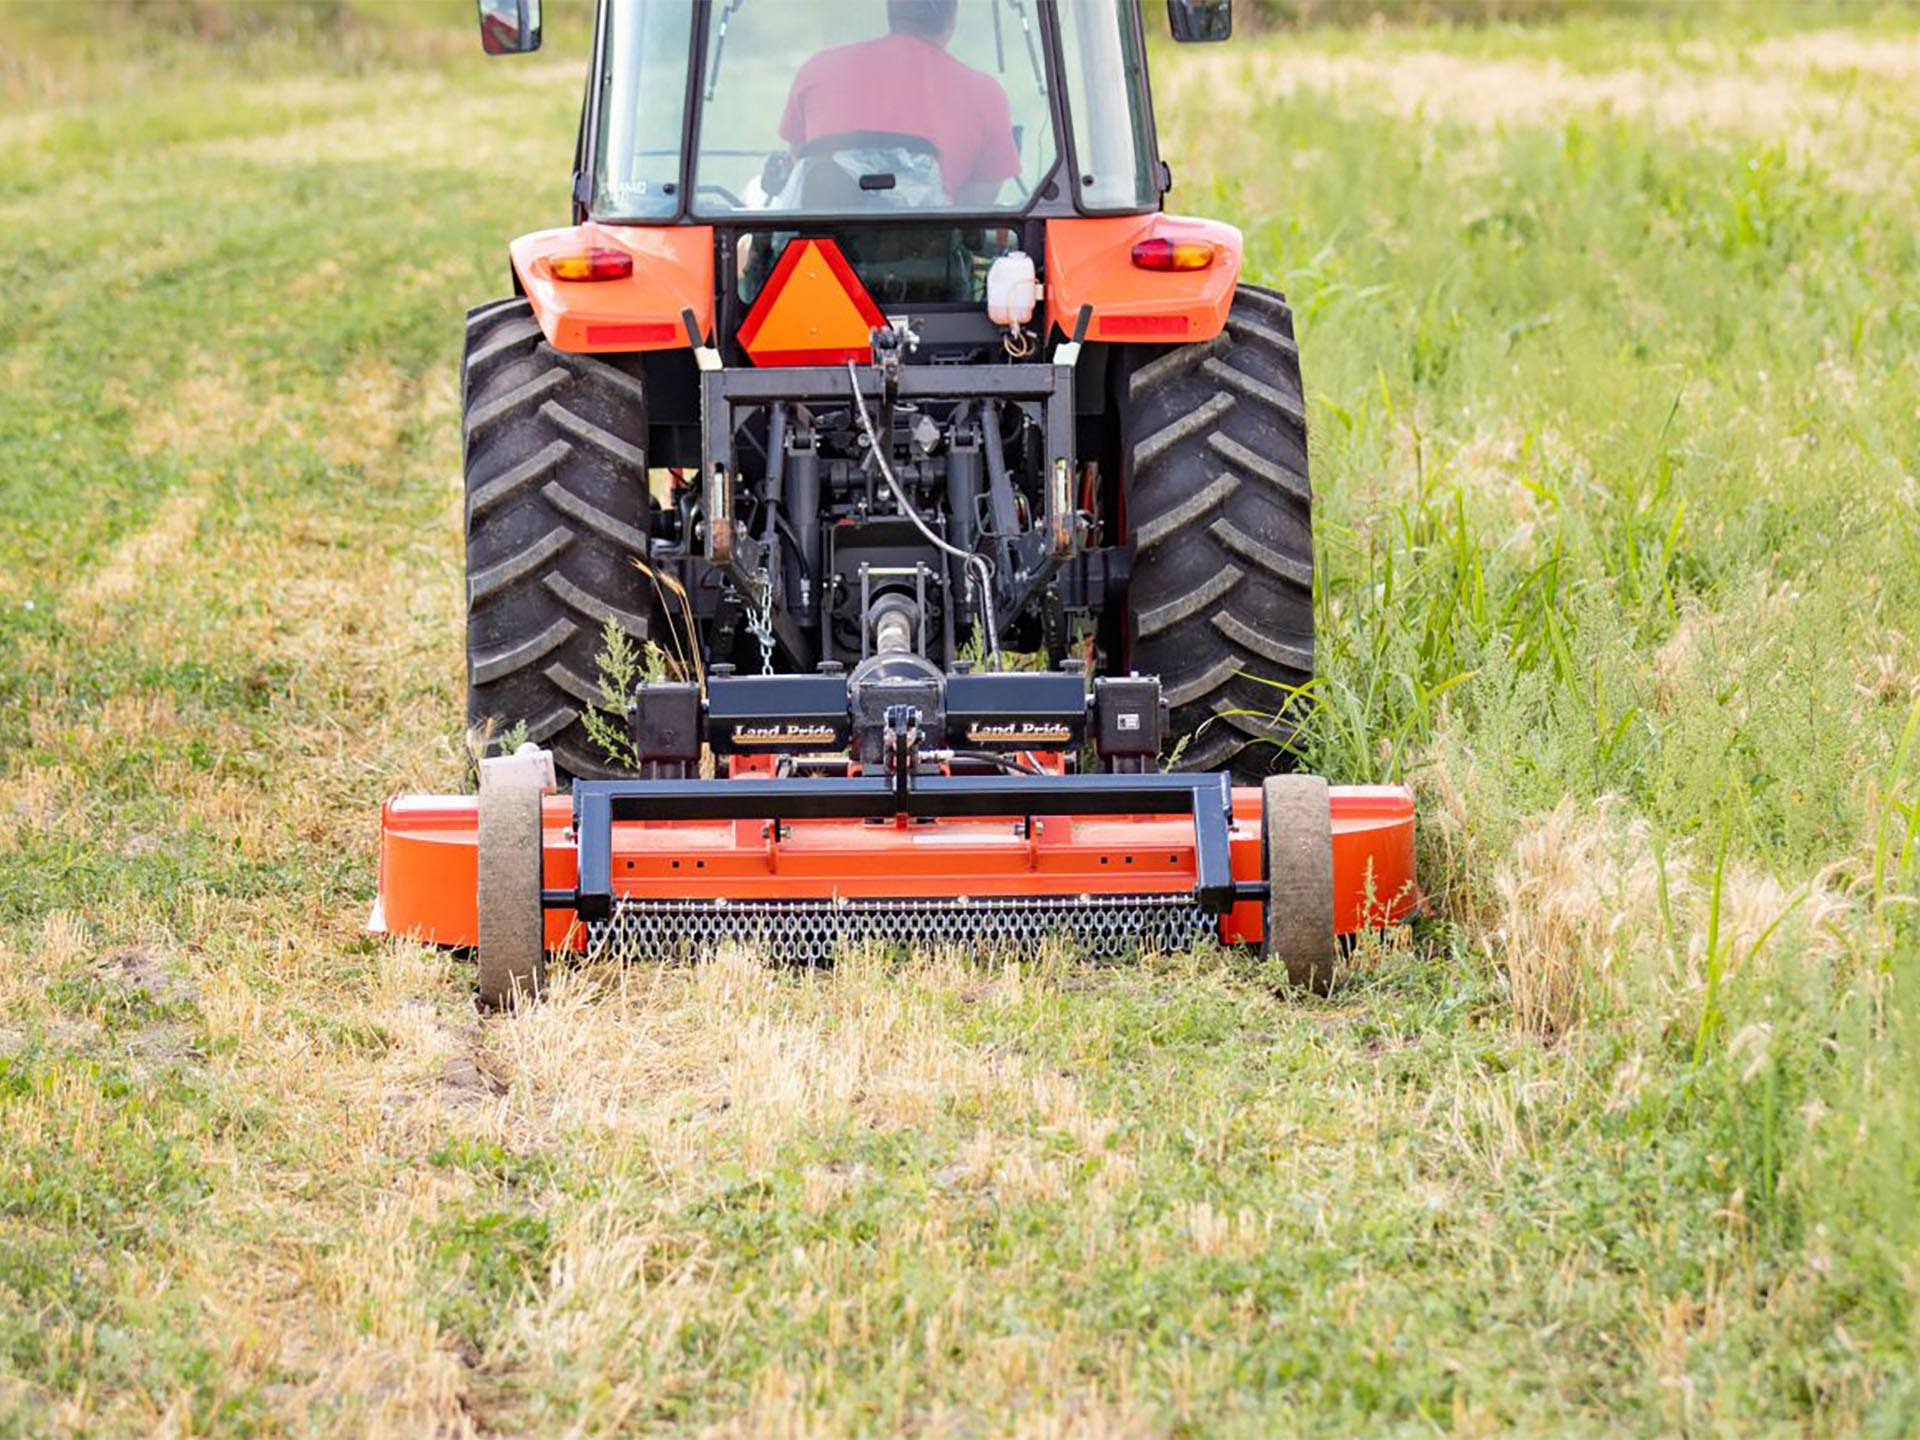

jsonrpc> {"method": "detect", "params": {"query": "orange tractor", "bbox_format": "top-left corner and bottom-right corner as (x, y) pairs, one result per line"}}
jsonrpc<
(373, 0), (1416, 1004)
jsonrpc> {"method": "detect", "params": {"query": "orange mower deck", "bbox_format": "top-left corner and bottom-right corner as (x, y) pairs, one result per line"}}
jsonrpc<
(372, 782), (1417, 954)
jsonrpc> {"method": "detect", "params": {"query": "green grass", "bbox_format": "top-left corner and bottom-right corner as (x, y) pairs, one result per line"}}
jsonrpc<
(3, 6), (1920, 1437)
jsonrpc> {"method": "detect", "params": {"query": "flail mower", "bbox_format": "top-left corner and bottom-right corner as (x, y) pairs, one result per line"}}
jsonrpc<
(371, 0), (1417, 1005)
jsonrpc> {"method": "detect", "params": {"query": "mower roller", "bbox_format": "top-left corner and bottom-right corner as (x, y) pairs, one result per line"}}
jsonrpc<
(373, 0), (1418, 1002)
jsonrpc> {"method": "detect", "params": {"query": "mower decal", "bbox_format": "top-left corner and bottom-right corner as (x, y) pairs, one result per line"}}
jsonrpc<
(738, 238), (889, 367)
(964, 723), (1076, 746)
(730, 724), (843, 747)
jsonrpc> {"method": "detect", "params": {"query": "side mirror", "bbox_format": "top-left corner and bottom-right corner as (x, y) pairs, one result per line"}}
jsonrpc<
(1166, 0), (1231, 43)
(477, 0), (541, 54)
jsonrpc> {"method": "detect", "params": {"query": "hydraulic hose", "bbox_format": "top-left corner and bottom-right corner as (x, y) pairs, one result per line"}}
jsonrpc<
(845, 361), (1001, 668)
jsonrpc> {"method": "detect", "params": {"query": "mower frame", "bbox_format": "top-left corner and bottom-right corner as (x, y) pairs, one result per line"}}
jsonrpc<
(566, 768), (1243, 920)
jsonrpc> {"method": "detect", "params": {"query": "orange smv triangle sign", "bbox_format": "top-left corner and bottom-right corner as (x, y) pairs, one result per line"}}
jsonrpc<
(738, 238), (889, 367)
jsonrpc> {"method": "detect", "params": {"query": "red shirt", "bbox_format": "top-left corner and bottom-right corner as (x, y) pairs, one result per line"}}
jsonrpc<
(778, 33), (1020, 199)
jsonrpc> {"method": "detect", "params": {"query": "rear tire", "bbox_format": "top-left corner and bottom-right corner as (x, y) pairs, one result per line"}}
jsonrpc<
(1120, 286), (1313, 781)
(463, 298), (657, 782)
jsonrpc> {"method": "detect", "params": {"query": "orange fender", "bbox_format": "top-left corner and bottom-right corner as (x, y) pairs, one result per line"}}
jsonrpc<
(510, 222), (715, 354)
(1044, 214), (1243, 345)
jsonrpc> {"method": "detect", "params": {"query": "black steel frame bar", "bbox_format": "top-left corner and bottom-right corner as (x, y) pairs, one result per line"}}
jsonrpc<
(565, 772), (1237, 920)
(701, 363), (1075, 495)
(717, 365), (1061, 402)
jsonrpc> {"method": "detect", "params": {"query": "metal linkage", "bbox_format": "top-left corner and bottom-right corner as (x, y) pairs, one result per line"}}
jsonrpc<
(638, 668), (1114, 766)
(697, 359), (1080, 668)
(565, 769), (1239, 921)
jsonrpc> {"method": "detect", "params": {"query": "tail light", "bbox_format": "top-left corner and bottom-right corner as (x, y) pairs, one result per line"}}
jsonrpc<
(1131, 238), (1216, 272)
(548, 248), (633, 282)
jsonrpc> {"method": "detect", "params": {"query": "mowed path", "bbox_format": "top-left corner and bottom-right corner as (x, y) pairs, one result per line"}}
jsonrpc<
(2, 19), (1917, 1438)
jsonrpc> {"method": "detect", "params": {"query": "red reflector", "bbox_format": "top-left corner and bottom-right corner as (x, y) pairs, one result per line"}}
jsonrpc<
(549, 247), (633, 282)
(584, 322), (679, 346)
(1131, 237), (1216, 272)
(1100, 314), (1191, 338)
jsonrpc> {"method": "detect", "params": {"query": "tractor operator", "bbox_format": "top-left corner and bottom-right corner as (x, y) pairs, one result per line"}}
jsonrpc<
(778, 0), (1021, 207)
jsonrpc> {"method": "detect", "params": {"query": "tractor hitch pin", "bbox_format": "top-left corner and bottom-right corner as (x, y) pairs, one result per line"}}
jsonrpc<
(1047, 458), (1074, 560)
(704, 464), (737, 566)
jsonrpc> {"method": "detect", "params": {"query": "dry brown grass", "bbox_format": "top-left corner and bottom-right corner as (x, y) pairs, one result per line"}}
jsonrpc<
(66, 489), (212, 611)
(1486, 793), (1854, 1040)
(123, 359), (292, 460)
(1489, 797), (1668, 1036)
(225, 952), (1141, 1435)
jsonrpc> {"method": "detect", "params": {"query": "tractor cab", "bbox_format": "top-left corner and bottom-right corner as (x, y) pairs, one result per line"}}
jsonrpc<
(480, 0), (1229, 308)
(590, 0), (1158, 223)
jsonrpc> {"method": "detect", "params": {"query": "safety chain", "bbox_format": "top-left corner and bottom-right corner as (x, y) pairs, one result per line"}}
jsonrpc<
(747, 574), (776, 675)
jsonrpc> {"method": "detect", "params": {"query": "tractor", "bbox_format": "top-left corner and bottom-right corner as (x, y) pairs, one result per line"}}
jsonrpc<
(370, 0), (1417, 1004)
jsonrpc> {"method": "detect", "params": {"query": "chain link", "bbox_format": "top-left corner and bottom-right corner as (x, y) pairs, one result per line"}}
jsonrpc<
(747, 574), (776, 675)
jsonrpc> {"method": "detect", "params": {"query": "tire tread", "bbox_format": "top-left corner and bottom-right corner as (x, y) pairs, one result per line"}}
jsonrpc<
(463, 299), (655, 782)
(1122, 285), (1314, 782)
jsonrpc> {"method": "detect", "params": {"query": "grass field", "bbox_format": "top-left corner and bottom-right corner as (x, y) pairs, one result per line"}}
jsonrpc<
(4, 4), (1920, 1435)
